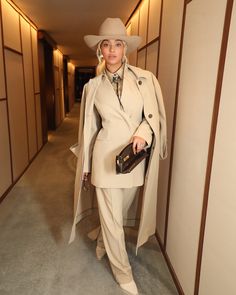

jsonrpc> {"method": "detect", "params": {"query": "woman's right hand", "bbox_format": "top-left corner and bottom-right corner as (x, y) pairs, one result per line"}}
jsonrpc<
(132, 136), (146, 154)
(82, 172), (90, 181)
(82, 173), (90, 191)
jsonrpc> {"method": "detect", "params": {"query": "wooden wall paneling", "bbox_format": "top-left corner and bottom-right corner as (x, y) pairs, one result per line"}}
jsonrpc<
(31, 27), (40, 93)
(54, 67), (60, 126)
(67, 71), (72, 111)
(19, 13), (30, 164)
(20, 16), (37, 160)
(70, 66), (75, 109)
(128, 11), (139, 66)
(196, 1), (235, 294)
(137, 48), (146, 70)
(4, 49), (28, 180)
(138, 0), (149, 48)
(156, 0), (163, 77)
(35, 93), (42, 149)
(1, 0), (21, 52)
(68, 63), (75, 111)
(156, 0), (185, 244)
(0, 101), (12, 196)
(60, 68), (65, 120)
(148, 0), (162, 42)
(53, 49), (59, 67)
(59, 53), (64, 121)
(165, 0), (228, 294)
(126, 22), (132, 36)
(0, 9), (6, 99)
(63, 57), (69, 114)
(146, 41), (159, 75)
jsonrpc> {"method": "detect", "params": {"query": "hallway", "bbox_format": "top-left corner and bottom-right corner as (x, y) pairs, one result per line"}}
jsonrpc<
(0, 104), (178, 295)
(1, 0), (236, 294)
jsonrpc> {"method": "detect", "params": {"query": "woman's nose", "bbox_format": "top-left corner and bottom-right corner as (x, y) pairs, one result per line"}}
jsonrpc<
(109, 44), (115, 52)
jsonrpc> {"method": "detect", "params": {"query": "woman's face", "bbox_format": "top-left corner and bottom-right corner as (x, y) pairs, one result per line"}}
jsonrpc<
(100, 39), (125, 67)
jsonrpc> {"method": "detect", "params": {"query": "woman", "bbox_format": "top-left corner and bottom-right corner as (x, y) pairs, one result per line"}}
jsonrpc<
(69, 18), (167, 295)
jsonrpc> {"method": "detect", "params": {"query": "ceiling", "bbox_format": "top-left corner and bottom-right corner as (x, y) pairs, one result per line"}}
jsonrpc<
(13, 0), (140, 66)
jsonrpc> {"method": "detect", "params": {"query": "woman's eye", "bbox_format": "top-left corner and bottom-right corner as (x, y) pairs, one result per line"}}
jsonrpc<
(102, 42), (109, 47)
(115, 43), (122, 47)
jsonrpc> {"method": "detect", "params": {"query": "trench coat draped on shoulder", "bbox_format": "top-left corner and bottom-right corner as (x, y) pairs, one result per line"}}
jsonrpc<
(69, 64), (167, 253)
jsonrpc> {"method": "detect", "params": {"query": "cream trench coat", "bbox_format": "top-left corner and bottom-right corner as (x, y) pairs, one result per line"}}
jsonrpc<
(69, 64), (167, 253)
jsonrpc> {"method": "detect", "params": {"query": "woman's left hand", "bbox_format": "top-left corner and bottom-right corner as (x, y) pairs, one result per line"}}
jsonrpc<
(132, 136), (146, 154)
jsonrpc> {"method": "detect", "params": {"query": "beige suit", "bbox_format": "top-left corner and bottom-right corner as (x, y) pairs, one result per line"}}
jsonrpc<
(88, 66), (153, 188)
(69, 64), (167, 256)
(83, 66), (154, 283)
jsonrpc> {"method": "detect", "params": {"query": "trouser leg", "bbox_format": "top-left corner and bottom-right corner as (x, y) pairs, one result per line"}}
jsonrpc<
(96, 187), (138, 284)
(96, 226), (105, 249)
(122, 187), (139, 224)
(96, 187), (138, 249)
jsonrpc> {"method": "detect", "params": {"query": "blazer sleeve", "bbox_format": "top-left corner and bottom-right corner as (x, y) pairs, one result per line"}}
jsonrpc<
(133, 118), (153, 147)
(151, 73), (168, 159)
(82, 84), (101, 173)
(83, 106), (101, 173)
(69, 83), (87, 157)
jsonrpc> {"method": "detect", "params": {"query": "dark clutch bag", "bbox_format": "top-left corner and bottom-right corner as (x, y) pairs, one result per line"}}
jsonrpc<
(116, 143), (150, 174)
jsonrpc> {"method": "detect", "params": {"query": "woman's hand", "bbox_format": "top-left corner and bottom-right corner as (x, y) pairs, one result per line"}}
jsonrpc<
(82, 172), (90, 181)
(132, 136), (146, 154)
(82, 173), (90, 191)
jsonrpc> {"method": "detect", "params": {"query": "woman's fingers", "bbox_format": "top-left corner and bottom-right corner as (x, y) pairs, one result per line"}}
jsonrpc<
(132, 136), (146, 154)
(83, 173), (89, 181)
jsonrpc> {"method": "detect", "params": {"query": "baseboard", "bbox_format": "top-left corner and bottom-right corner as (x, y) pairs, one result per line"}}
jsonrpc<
(155, 231), (185, 295)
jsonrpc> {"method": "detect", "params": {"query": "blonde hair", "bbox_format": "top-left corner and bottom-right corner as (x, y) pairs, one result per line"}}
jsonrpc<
(96, 40), (128, 76)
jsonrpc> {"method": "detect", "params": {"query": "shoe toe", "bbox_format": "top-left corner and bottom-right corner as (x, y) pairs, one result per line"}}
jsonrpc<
(96, 246), (106, 260)
(120, 280), (138, 295)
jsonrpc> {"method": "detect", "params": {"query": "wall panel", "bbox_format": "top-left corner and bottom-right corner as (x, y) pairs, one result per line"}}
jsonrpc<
(128, 11), (139, 66)
(53, 50), (64, 126)
(137, 49), (146, 70)
(68, 62), (75, 111)
(138, 0), (149, 48)
(0, 101), (12, 196)
(60, 68), (65, 120)
(146, 41), (158, 75)
(199, 2), (236, 294)
(55, 89), (60, 127)
(35, 93), (42, 149)
(5, 50), (28, 180)
(148, 0), (162, 42)
(126, 23), (131, 36)
(156, 0), (185, 244)
(0, 16), (6, 99)
(1, 0), (21, 52)
(20, 16), (37, 160)
(31, 27), (40, 93)
(166, 0), (227, 294)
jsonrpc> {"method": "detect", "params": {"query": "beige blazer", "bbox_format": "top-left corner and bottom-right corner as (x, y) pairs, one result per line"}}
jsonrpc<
(69, 64), (167, 253)
(87, 65), (153, 188)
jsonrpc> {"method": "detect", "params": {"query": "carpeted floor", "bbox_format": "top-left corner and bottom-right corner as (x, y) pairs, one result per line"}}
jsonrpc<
(0, 103), (178, 295)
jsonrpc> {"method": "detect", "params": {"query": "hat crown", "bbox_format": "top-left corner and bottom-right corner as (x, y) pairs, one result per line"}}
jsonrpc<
(84, 17), (141, 53)
(98, 18), (127, 37)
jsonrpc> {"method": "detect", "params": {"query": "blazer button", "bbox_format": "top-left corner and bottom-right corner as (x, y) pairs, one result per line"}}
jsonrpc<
(138, 80), (142, 85)
(148, 114), (153, 118)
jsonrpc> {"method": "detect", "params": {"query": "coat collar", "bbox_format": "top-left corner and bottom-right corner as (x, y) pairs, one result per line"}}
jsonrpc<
(126, 64), (148, 80)
(101, 63), (148, 81)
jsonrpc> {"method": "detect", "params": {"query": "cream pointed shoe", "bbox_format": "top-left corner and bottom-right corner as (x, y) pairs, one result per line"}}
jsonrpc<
(96, 246), (106, 260)
(120, 280), (139, 295)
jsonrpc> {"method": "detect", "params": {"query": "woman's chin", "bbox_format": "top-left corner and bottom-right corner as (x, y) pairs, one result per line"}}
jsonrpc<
(106, 60), (122, 67)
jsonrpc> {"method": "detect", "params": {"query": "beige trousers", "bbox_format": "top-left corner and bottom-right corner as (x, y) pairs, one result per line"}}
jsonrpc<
(96, 187), (138, 284)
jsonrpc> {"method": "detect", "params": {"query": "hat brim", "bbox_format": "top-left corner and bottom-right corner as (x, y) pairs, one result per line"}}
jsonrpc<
(84, 35), (142, 54)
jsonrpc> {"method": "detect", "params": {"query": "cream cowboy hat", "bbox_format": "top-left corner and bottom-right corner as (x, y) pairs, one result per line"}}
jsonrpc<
(84, 18), (142, 53)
